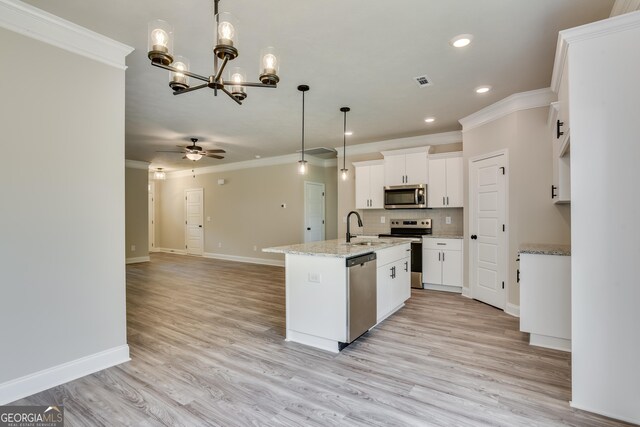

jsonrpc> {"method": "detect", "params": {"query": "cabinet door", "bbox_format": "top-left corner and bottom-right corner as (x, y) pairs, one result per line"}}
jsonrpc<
(441, 249), (463, 287)
(427, 158), (447, 208)
(355, 166), (370, 209)
(369, 164), (385, 208)
(376, 265), (393, 321)
(397, 256), (411, 303)
(384, 155), (406, 186)
(404, 152), (428, 185)
(423, 248), (442, 285)
(445, 157), (464, 207)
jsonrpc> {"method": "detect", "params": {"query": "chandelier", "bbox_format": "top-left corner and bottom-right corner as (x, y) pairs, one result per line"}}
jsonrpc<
(147, 0), (280, 105)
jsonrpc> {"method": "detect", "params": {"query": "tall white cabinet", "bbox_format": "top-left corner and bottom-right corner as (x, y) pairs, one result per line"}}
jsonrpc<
(427, 153), (463, 208)
(556, 12), (640, 424)
(353, 160), (384, 209)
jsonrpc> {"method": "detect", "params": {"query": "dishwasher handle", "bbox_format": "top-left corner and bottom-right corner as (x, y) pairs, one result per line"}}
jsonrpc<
(346, 252), (376, 267)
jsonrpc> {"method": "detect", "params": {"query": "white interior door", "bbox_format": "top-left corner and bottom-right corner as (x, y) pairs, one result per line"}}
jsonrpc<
(148, 182), (155, 252)
(304, 182), (325, 243)
(470, 153), (506, 309)
(185, 188), (204, 255)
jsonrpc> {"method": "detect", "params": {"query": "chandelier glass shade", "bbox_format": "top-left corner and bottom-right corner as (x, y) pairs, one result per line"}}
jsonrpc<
(147, 0), (279, 105)
(186, 152), (203, 161)
(153, 168), (166, 180)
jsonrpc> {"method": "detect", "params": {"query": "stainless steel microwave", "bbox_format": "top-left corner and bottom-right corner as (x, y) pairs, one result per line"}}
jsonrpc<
(384, 184), (427, 209)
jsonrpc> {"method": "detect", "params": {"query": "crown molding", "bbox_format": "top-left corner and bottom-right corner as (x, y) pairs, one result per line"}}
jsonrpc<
(125, 160), (150, 170)
(166, 153), (335, 179)
(458, 88), (556, 132)
(551, 11), (640, 92)
(0, 0), (133, 70)
(335, 131), (462, 158)
(352, 159), (384, 167)
(610, 0), (640, 17)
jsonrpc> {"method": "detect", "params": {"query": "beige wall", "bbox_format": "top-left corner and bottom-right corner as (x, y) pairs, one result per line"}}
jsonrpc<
(0, 29), (127, 384)
(463, 107), (571, 306)
(337, 142), (464, 238)
(156, 162), (337, 262)
(125, 167), (149, 260)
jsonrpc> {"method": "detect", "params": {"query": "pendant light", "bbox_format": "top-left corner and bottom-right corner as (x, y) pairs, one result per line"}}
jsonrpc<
(153, 168), (166, 180)
(340, 107), (350, 181)
(298, 85), (309, 174)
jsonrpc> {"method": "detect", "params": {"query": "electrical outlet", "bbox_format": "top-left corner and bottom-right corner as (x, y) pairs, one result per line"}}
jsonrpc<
(446, 216), (452, 225)
(218, 242), (222, 248)
(308, 272), (321, 283)
(281, 203), (286, 208)
(380, 216), (386, 224)
(130, 245), (136, 252)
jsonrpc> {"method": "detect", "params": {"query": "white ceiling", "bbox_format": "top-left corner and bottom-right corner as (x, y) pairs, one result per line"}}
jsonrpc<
(23, 0), (614, 170)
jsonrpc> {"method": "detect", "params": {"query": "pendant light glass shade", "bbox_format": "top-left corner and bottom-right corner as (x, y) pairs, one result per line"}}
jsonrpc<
(214, 12), (239, 59)
(154, 168), (166, 180)
(228, 66), (247, 100)
(259, 47), (280, 84)
(169, 56), (190, 91)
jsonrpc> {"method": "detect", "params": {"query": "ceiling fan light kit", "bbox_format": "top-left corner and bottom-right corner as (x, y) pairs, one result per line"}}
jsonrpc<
(147, 0), (280, 105)
(156, 138), (226, 162)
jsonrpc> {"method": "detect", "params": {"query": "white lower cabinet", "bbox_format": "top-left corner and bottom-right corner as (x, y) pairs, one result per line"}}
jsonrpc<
(376, 243), (411, 322)
(422, 238), (463, 292)
(519, 253), (571, 351)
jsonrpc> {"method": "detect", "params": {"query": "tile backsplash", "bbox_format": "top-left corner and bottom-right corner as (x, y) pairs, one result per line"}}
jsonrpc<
(361, 208), (463, 236)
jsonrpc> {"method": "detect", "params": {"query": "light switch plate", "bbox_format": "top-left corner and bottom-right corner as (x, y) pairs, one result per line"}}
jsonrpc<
(380, 216), (386, 224)
(446, 216), (452, 224)
(308, 272), (321, 283)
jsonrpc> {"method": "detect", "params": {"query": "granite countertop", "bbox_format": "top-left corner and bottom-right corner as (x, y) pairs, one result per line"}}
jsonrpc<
(519, 243), (571, 256)
(424, 234), (464, 239)
(263, 238), (412, 258)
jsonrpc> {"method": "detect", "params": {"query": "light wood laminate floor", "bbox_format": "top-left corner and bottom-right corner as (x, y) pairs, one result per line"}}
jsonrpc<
(15, 253), (630, 426)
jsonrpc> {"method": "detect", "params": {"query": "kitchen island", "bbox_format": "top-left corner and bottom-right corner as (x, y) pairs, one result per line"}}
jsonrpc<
(264, 238), (412, 352)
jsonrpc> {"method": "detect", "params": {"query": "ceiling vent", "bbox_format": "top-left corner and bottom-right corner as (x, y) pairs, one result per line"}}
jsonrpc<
(415, 74), (432, 88)
(297, 147), (337, 159)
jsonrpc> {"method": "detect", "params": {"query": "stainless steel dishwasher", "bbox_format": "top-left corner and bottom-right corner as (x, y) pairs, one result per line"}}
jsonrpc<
(341, 252), (377, 350)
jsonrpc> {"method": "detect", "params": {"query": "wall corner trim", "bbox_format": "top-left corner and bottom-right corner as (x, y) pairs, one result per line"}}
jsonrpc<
(0, 0), (134, 70)
(0, 344), (130, 405)
(458, 88), (555, 132)
(505, 303), (520, 318)
(125, 160), (150, 170)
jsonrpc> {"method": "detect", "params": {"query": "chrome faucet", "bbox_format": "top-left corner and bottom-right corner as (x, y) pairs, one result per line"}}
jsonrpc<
(346, 211), (363, 243)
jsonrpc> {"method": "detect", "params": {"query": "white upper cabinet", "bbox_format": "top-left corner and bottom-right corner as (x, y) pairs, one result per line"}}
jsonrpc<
(427, 153), (463, 208)
(354, 161), (384, 209)
(381, 147), (429, 186)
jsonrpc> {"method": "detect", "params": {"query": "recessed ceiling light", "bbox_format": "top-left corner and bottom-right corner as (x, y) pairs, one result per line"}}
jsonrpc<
(344, 131), (353, 136)
(255, 155), (261, 159)
(450, 34), (473, 48)
(424, 117), (435, 123)
(475, 86), (491, 94)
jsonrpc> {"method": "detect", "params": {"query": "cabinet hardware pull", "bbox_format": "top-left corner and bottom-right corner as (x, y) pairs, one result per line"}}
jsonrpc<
(446, 196), (449, 205)
(390, 266), (396, 279)
(551, 185), (557, 199)
(470, 235), (478, 240)
(404, 261), (408, 272)
(442, 252), (445, 262)
(438, 252), (441, 261)
(556, 119), (564, 139)
(443, 196), (445, 205)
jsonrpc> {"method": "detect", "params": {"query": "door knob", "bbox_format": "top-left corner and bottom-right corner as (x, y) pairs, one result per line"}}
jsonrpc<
(470, 235), (477, 240)
(199, 225), (202, 228)
(307, 227), (311, 230)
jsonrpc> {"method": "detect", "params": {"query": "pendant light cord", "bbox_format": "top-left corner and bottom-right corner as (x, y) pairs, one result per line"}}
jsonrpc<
(301, 90), (305, 163)
(342, 110), (347, 170)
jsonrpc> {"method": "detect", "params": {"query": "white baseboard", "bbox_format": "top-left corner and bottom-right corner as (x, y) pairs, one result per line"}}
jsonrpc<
(505, 302), (520, 317)
(126, 256), (150, 264)
(203, 252), (285, 267)
(0, 344), (130, 405)
(569, 401), (639, 426)
(461, 287), (472, 298)
(155, 247), (187, 255)
(423, 283), (462, 293)
(530, 334), (571, 352)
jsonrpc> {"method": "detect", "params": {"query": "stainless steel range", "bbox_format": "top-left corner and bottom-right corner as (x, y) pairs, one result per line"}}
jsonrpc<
(379, 218), (432, 288)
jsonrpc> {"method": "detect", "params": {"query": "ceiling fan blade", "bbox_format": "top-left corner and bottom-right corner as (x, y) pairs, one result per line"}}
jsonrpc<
(204, 149), (226, 153)
(205, 154), (225, 159)
(156, 150), (186, 153)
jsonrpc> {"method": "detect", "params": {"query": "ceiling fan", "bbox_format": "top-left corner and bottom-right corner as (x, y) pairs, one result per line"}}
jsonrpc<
(157, 138), (226, 161)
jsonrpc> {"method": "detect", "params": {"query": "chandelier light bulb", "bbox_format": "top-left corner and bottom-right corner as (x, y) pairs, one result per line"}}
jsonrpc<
(231, 73), (243, 83)
(218, 21), (235, 43)
(151, 28), (168, 50)
(341, 169), (348, 181)
(263, 54), (277, 72)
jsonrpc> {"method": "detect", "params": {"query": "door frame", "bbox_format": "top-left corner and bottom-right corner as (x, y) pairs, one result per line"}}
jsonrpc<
(468, 149), (509, 310)
(148, 181), (156, 252)
(184, 188), (204, 256)
(303, 181), (325, 243)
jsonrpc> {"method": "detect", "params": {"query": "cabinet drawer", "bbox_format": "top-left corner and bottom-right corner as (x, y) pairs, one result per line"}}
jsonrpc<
(376, 243), (411, 266)
(423, 238), (462, 251)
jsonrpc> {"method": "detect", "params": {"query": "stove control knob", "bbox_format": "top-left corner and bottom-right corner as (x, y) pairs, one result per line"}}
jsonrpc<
(421, 221), (425, 224)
